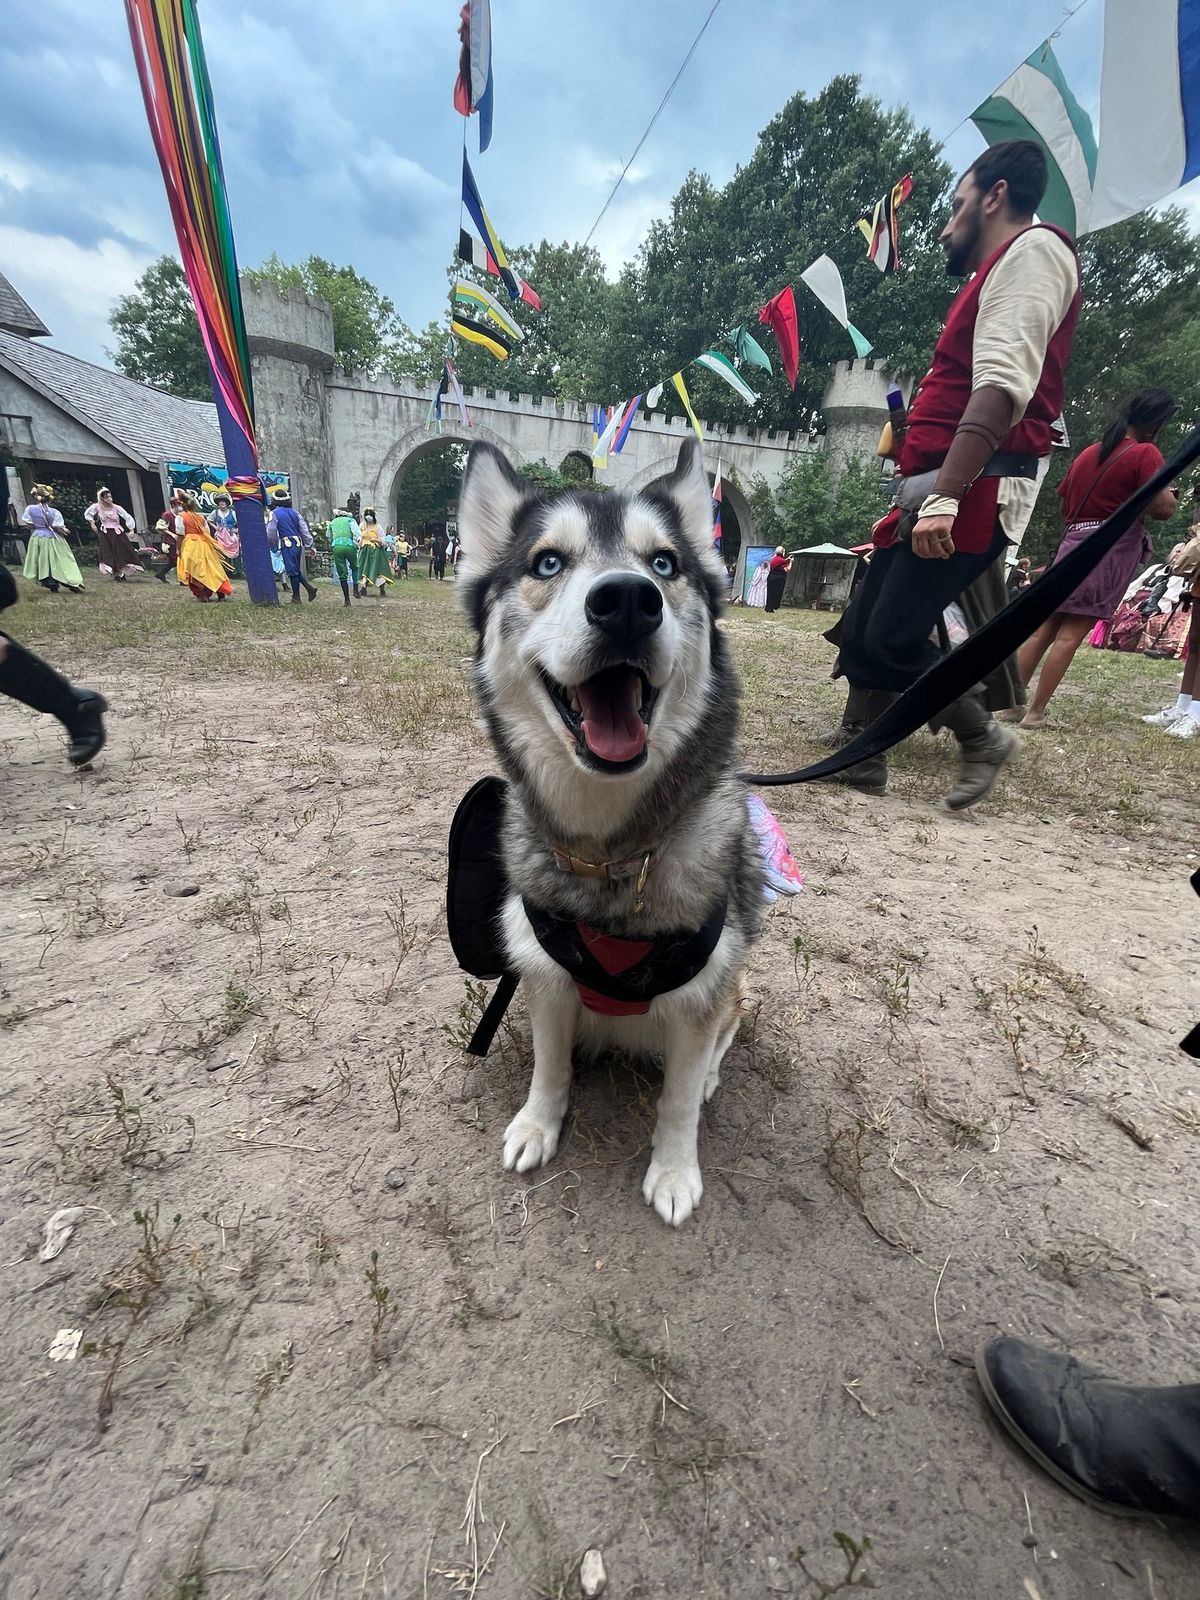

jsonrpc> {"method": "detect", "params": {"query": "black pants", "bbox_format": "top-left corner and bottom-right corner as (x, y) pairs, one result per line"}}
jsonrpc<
(839, 522), (1007, 693)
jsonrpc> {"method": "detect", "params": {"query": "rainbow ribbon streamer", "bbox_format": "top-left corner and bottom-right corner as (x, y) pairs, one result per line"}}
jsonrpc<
(125, 0), (275, 601)
(125, 0), (255, 453)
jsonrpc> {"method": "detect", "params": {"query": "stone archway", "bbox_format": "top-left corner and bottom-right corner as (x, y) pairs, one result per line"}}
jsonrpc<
(371, 421), (524, 523)
(624, 451), (756, 560)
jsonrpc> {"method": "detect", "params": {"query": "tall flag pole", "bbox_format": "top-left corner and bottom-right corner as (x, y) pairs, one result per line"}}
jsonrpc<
(124, 0), (276, 605)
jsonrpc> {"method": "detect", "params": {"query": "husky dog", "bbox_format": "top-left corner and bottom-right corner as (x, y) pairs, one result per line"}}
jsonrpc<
(456, 438), (763, 1225)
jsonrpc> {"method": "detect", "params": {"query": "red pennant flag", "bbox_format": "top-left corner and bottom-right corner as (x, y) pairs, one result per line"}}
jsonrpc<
(758, 286), (800, 391)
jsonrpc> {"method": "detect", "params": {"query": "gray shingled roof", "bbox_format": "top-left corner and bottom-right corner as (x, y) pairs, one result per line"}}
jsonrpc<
(0, 329), (225, 470)
(0, 272), (50, 338)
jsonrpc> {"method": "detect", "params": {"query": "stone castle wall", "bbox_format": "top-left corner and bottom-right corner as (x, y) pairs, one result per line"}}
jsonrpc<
(242, 276), (895, 531)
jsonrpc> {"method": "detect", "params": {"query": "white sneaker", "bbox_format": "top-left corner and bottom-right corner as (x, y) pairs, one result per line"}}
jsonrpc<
(1165, 716), (1199, 739)
(1142, 706), (1184, 727)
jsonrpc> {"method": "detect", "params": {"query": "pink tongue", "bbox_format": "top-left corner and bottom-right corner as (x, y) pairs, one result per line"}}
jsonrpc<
(576, 671), (646, 763)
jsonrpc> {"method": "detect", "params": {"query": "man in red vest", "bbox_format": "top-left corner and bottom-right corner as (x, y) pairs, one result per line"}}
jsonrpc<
(836, 139), (1081, 808)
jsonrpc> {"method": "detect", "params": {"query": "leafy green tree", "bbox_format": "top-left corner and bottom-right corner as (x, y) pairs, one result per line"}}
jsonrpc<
(749, 450), (889, 550)
(601, 77), (955, 433)
(108, 256), (213, 400)
(518, 458), (607, 494)
(242, 254), (402, 373)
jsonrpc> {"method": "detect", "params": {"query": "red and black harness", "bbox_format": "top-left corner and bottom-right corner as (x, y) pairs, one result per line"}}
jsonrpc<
(447, 776), (725, 1056)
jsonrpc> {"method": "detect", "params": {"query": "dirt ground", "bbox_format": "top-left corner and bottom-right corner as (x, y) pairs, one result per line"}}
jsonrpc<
(2, 577), (1198, 1600)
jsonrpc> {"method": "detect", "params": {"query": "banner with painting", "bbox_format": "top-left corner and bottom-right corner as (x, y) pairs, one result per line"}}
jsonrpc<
(166, 463), (290, 515)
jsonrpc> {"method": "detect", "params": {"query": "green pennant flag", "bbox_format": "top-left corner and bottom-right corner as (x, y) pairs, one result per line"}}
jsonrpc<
(970, 42), (1097, 235)
(728, 326), (773, 374)
(693, 350), (759, 406)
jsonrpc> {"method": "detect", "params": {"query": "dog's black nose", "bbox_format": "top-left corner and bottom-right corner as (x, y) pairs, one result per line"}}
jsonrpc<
(585, 573), (663, 647)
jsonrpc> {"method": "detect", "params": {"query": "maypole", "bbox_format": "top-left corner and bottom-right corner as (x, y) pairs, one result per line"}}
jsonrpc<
(124, 0), (276, 605)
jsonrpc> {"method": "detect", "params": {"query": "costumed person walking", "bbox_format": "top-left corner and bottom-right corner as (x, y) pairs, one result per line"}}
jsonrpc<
(266, 489), (318, 604)
(395, 530), (411, 578)
(175, 491), (233, 602)
(357, 508), (392, 599)
(328, 506), (361, 606)
(1014, 391), (1181, 728)
(0, 528), (106, 766)
(1144, 481), (1200, 739)
(207, 490), (242, 578)
(431, 527), (449, 581)
(764, 547), (793, 613)
(20, 486), (84, 594)
(833, 139), (1081, 808)
(151, 509), (180, 583)
(85, 487), (143, 580)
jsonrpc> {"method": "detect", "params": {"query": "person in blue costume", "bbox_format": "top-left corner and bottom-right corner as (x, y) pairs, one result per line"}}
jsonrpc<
(266, 488), (318, 604)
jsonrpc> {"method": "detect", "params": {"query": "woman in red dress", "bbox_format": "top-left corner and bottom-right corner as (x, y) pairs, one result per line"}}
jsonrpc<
(1015, 390), (1180, 728)
(763, 546), (793, 613)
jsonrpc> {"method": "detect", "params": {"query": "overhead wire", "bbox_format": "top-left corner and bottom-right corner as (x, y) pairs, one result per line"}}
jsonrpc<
(582, 0), (725, 249)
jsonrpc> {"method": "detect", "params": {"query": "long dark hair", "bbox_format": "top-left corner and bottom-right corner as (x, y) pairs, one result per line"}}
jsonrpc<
(1098, 388), (1178, 461)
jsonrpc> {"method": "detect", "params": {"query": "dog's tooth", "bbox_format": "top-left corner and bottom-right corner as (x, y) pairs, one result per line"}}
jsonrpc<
(569, 690), (581, 713)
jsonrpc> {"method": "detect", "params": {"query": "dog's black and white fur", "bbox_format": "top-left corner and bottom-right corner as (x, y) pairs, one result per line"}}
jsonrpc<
(457, 438), (763, 1225)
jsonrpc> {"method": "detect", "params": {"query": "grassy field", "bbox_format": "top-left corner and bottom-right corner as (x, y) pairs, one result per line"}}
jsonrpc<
(2, 564), (1198, 1600)
(9, 565), (1194, 841)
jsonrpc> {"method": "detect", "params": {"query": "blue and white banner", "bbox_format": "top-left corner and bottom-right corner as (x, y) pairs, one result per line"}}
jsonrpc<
(1090, 0), (1200, 230)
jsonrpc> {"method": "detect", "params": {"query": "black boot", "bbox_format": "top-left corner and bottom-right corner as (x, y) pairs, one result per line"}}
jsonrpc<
(304, 578), (318, 602)
(823, 683), (874, 750)
(939, 691), (1016, 810)
(0, 639), (108, 766)
(340, 579), (352, 607)
(977, 1336), (1200, 1520)
(821, 688), (896, 795)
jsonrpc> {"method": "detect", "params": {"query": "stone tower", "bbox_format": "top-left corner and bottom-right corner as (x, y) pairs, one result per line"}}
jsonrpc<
(821, 358), (903, 472)
(242, 276), (335, 521)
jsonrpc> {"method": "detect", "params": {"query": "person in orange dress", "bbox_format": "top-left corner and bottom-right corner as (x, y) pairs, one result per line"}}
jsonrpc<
(174, 492), (233, 601)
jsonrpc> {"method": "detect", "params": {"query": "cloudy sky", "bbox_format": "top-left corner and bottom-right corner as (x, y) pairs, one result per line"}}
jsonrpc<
(0, 0), (1194, 369)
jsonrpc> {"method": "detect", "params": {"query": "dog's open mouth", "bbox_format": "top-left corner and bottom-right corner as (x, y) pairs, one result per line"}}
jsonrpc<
(541, 665), (659, 770)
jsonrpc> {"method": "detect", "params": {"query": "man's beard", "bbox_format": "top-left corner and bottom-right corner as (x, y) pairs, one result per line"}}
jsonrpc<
(944, 212), (980, 277)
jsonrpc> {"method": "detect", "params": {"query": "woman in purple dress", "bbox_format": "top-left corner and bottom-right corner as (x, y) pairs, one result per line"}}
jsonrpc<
(1015, 391), (1181, 728)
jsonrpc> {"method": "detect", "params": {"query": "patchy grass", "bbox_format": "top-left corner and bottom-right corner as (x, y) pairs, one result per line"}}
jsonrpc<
(730, 606), (1192, 840)
(9, 574), (1191, 837)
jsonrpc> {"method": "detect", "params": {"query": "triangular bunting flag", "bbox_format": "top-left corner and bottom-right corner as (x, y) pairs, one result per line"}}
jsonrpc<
(972, 42), (1097, 235)
(671, 371), (704, 441)
(857, 174), (914, 274)
(693, 350), (759, 406)
(728, 326), (773, 374)
(757, 287), (800, 390)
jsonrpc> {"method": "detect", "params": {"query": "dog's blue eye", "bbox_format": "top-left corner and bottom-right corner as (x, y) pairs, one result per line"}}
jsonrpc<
(650, 551), (678, 579)
(532, 551), (564, 579)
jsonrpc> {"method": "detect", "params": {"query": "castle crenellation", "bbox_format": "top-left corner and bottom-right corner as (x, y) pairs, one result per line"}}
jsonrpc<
(243, 277), (894, 537)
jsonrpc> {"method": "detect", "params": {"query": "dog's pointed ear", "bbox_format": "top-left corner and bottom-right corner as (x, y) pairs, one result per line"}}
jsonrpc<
(458, 443), (528, 576)
(643, 439), (721, 567)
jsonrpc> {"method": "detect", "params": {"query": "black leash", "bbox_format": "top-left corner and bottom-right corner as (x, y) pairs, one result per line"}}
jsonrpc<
(743, 423), (1200, 787)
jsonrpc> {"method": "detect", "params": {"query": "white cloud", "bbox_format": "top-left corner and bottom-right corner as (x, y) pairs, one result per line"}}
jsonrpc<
(571, 147), (654, 191)
(0, 227), (155, 361)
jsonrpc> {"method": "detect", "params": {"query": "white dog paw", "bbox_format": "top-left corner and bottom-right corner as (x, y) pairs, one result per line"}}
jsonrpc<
(502, 1105), (563, 1174)
(642, 1156), (703, 1227)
